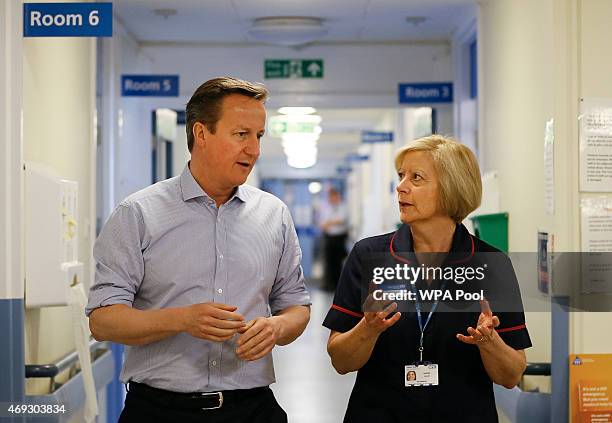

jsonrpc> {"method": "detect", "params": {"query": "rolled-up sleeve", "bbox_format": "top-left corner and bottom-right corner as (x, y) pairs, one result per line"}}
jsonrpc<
(268, 205), (311, 315)
(85, 202), (145, 316)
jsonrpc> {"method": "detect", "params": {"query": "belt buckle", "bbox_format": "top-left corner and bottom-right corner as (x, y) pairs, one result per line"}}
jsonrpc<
(200, 391), (224, 410)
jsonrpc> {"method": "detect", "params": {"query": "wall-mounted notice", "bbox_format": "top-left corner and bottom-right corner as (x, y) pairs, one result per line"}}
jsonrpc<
(544, 118), (555, 215)
(580, 197), (612, 294)
(570, 354), (612, 423)
(581, 197), (612, 252)
(580, 98), (612, 192)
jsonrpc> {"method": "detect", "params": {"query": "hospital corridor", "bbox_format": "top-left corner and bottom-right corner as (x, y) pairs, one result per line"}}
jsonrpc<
(2, 0), (612, 422)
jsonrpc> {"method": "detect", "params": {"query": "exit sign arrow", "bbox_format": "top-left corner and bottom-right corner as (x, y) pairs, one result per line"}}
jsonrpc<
(306, 62), (322, 77)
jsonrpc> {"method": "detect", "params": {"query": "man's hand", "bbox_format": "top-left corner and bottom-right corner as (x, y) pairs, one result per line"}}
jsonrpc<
(235, 317), (279, 361)
(456, 299), (500, 346)
(182, 302), (246, 342)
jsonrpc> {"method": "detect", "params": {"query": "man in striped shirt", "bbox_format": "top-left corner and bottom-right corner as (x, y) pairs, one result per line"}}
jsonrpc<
(87, 77), (311, 423)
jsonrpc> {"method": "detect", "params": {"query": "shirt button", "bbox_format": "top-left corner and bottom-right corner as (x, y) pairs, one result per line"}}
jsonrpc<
(211, 360), (217, 366)
(217, 288), (223, 294)
(219, 254), (224, 260)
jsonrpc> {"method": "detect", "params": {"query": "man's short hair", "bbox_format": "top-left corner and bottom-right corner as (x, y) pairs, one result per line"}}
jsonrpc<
(185, 76), (268, 152)
(394, 134), (482, 223)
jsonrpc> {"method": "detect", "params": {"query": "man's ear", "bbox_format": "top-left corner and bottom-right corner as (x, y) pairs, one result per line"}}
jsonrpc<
(192, 122), (208, 150)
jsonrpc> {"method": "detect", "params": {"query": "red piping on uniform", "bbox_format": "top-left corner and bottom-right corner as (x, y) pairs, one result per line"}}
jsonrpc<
(389, 231), (412, 264)
(495, 324), (527, 333)
(331, 304), (364, 318)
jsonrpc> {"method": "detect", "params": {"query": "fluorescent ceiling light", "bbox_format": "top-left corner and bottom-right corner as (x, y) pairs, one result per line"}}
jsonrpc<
(278, 107), (317, 115)
(284, 145), (318, 157)
(282, 138), (318, 149)
(281, 114), (322, 124)
(248, 17), (328, 47)
(281, 132), (321, 143)
(287, 155), (317, 169)
(308, 182), (322, 194)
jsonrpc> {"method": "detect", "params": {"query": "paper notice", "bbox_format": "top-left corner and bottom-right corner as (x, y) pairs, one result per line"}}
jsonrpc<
(544, 119), (555, 214)
(580, 198), (612, 293)
(579, 99), (612, 192)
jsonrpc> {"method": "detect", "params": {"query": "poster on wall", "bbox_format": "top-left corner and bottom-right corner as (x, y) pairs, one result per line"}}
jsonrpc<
(537, 231), (553, 295)
(570, 354), (612, 423)
(544, 118), (555, 215)
(580, 198), (612, 294)
(579, 98), (612, 192)
(581, 197), (612, 253)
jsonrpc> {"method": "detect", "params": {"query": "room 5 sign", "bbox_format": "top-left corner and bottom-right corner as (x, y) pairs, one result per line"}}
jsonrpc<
(121, 75), (180, 97)
(23, 3), (112, 37)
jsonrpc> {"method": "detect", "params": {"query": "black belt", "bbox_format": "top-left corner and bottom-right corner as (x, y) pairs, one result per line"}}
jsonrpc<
(128, 382), (270, 411)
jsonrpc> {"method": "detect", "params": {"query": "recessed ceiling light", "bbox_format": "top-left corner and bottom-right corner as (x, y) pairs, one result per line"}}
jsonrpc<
(153, 8), (177, 19)
(278, 106), (317, 115)
(308, 182), (322, 194)
(405, 16), (428, 26)
(248, 17), (328, 46)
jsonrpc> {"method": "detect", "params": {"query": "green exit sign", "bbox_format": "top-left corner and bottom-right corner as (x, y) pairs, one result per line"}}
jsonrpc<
(264, 59), (324, 79)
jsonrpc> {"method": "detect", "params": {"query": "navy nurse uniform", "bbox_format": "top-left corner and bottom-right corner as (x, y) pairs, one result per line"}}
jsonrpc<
(323, 224), (532, 423)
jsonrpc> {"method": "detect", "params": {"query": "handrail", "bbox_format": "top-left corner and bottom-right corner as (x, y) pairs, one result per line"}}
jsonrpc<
(25, 339), (108, 378)
(523, 362), (551, 377)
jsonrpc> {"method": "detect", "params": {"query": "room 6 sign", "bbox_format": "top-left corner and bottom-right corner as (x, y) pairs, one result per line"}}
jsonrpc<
(23, 3), (112, 37)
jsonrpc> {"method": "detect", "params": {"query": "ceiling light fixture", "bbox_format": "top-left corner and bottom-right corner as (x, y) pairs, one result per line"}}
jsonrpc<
(153, 8), (177, 19)
(308, 182), (322, 194)
(248, 17), (328, 46)
(278, 106), (317, 115)
(405, 16), (428, 26)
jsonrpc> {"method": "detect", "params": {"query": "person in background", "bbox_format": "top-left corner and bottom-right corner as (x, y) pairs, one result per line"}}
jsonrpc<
(86, 77), (311, 423)
(320, 188), (349, 291)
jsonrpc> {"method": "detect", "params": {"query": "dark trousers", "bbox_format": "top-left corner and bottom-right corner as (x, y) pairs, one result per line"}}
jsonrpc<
(323, 232), (348, 291)
(119, 384), (287, 423)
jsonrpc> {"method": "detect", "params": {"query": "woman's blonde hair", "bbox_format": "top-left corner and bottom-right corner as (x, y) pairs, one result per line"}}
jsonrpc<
(394, 135), (482, 223)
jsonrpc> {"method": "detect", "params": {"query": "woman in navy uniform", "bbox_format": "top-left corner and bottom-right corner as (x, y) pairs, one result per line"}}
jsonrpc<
(323, 135), (531, 423)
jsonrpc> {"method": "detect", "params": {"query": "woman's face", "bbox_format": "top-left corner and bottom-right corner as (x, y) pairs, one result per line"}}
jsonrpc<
(407, 371), (416, 381)
(396, 151), (443, 225)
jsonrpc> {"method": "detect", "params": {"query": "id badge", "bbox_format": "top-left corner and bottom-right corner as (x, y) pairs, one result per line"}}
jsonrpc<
(405, 364), (439, 387)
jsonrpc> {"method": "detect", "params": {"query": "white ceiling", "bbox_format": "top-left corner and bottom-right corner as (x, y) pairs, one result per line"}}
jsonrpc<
(115, 0), (475, 172)
(113, 0), (476, 44)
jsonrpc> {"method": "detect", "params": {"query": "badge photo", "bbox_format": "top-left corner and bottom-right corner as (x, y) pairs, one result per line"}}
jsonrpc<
(405, 364), (439, 387)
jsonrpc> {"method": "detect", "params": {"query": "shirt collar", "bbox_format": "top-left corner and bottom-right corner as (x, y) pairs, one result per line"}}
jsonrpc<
(179, 163), (249, 204)
(392, 223), (473, 254)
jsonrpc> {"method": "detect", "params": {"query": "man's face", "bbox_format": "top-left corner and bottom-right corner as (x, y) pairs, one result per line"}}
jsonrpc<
(329, 191), (341, 205)
(194, 94), (266, 189)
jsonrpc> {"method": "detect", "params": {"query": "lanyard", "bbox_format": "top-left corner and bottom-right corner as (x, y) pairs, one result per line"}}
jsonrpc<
(410, 280), (446, 363)
(388, 228), (468, 362)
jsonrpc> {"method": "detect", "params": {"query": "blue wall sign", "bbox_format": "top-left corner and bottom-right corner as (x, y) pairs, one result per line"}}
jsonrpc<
(23, 3), (112, 37)
(398, 82), (453, 104)
(346, 153), (370, 162)
(361, 131), (394, 143)
(336, 165), (353, 174)
(121, 75), (179, 97)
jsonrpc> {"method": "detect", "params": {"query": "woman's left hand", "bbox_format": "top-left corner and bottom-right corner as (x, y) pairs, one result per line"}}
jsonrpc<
(456, 299), (500, 346)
